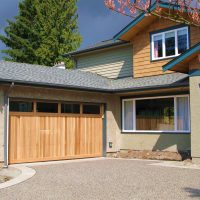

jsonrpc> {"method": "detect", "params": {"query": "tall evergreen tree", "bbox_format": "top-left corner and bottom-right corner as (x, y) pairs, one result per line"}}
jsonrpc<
(0, 0), (81, 68)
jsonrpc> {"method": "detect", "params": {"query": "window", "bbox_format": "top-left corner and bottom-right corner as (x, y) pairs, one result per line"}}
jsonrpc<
(122, 96), (190, 132)
(61, 103), (80, 114)
(10, 101), (33, 112)
(37, 102), (58, 113)
(83, 104), (101, 115)
(151, 27), (189, 60)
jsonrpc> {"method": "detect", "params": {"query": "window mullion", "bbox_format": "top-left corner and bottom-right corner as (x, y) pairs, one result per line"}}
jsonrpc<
(133, 100), (136, 131)
(174, 97), (178, 131)
(175, 30), (178, 56)
(122, 100), (125, 131)
(162, 33), (165, 58)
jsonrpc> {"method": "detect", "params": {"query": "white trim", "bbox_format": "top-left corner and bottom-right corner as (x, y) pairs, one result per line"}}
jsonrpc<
(151, 27), (189, 61)
(122, 95), (190, 132)
(174, 97), (177, 131)
(6, 98), (9, 166)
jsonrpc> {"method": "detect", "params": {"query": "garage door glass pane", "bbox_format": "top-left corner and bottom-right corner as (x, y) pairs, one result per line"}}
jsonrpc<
(37, 102), (58, 113)
(83, 104), (100, 114)
(10, 101), (33, 112)
(61, 103), (80, 114)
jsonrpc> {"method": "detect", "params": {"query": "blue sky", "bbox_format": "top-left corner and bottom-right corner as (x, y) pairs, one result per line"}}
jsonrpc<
(0, 0), (132, 59)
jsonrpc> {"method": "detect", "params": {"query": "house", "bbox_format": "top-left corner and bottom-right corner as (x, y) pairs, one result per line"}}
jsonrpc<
(0, 2), (199, 166)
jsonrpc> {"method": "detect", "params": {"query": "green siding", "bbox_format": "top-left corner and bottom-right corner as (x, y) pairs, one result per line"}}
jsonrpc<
(76, 45), (133, 79)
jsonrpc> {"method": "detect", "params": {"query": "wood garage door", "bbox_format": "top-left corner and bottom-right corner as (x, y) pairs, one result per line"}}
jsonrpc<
(9, 100), (104, 164)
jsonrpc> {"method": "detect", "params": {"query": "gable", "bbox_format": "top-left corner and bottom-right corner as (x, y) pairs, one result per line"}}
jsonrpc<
(75, 45), (133, 79)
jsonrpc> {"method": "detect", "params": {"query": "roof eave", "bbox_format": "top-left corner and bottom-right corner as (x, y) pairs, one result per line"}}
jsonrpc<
(113, 2), (187, 41)
(64, 41), (129, 57)
(163, 43), (200, 72)
(0, 78), (189, 94)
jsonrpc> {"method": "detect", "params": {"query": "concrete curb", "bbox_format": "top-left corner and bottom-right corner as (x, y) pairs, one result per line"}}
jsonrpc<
(149, 161), (200, 170)
(0, 166), (36, 189)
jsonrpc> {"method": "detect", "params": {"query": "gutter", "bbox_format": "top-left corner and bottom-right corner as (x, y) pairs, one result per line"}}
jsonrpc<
(3, 82), (14, 167)
(0, 79), (189, 94)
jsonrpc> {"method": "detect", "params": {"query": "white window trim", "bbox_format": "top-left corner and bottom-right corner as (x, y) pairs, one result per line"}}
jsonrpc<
(122, 95), (190, 133)
(151, 27), (189, 61)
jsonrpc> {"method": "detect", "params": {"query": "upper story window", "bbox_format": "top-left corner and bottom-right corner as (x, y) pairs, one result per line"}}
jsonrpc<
(151, 26), (189, 61)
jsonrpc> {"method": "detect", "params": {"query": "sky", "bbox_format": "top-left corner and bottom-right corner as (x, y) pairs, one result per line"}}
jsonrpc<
(0, 0), (132, 60)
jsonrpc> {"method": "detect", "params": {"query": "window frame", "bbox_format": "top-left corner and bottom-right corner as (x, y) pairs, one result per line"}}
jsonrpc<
(9, 98), (103, 117)
(122, 95), (190, 133)
(151, 26), (189, 61)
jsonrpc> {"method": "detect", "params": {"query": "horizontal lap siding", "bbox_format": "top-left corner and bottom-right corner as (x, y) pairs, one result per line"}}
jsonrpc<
(77, 45), (133, 79)
(132, 18), (200, 78)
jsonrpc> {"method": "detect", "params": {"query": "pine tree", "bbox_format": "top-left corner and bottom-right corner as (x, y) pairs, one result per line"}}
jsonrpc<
(0, 0), (81, 68)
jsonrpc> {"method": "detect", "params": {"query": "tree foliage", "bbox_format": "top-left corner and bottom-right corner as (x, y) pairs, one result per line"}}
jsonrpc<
(0, 0), (82, 68)
(105, 0), (200, 27)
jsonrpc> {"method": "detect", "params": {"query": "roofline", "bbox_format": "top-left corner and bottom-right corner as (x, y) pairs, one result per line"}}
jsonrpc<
(113, 2), (188, 41)
(0, 78), (189, 94)
(0, 79), (111, 93)
(64, 40), (129, 57)
(163, 42), (200, 72)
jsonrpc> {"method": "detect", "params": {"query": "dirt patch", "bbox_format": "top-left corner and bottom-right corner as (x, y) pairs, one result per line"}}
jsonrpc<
(107, 150), (191, 161)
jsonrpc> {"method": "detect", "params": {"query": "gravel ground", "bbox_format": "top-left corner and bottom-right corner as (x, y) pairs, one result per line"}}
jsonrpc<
(0, 159), (200, 200)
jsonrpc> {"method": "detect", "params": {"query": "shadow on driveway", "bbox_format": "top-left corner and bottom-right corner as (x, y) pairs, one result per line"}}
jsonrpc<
(184, 187), (200, 198)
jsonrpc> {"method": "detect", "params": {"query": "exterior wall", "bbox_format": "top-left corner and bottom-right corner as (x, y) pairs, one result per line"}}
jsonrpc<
(4, 86), (121, 154)
(120, 133), (190, 152)
(131, 18), (200, 78)
(189, 57), (200, 71)
(190, 76), (200, 163)
(76, 45), (133, 79)
(0, 89), (4, 162)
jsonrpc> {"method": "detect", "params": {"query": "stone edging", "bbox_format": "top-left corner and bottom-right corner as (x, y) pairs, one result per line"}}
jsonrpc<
(0, 166), (36, 189)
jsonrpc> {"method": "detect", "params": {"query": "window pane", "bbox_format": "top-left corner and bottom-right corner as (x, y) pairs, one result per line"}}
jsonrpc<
(153, 35), (163, 58)
(37, 102), (58, 113)
(136, 98), (174, 131)
(177, 97), (189, 131)
(83, 104), (100, 114)
(10, 101), (33, 112)
(61, 103), (80, 114)
(124, 101), (134, 130)
(178, 29), (188, 54)
(165, 31), (175, 56)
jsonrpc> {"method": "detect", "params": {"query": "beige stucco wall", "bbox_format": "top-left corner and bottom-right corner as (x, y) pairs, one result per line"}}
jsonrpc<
(190, 76), (200, 163)
(120, 133), (190, 152)
(0, 85), (192, 163)
(5, 85), (121, 153)
(0, 89), (4, 162)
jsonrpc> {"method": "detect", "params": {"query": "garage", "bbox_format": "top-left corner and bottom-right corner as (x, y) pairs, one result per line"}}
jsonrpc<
(8, 99), (104, 164)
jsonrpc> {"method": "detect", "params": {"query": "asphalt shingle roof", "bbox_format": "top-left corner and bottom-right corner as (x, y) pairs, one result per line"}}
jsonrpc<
(65, 39), (129, 57)
(0, 61), (189, 92)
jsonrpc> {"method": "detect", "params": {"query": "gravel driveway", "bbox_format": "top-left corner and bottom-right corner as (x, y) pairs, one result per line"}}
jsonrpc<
(0, 158), (200, 200)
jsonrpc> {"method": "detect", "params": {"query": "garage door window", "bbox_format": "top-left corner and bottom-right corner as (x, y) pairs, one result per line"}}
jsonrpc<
(10, 101), (33, 112)
(37, 102), (58, 113)
(83, 104), (100, 114)
(61, 103), (80, 114)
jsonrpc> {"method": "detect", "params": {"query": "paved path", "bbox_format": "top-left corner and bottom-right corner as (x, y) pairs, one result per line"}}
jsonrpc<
(0, 159), (200, 200)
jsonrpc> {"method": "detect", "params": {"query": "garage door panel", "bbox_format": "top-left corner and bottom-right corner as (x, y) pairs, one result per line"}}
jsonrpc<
(9, 112), (103, 164)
